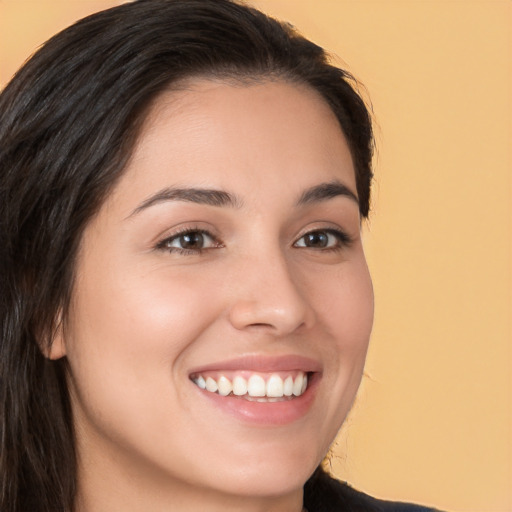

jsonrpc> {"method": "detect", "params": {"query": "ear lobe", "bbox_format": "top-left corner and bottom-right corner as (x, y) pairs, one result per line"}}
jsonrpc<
(43, 311), (67, 360)
(47, 324), (67, 360)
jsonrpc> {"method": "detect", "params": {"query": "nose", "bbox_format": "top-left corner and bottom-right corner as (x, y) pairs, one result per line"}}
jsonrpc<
(227, 253), (313, 336)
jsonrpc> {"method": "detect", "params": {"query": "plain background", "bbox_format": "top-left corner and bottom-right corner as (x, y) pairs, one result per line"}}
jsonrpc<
(0, 1), (510, 511)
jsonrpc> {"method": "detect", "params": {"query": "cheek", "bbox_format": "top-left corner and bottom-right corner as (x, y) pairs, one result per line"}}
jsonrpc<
(64, 259), (222, 394)
(70, 261), (223, 357)
(331, 259), (374, 388)
(63, 262), (225, 453)
(305, 256), (374, 352)
(301, 257), (373, 431)
(336, 265), (374, 355)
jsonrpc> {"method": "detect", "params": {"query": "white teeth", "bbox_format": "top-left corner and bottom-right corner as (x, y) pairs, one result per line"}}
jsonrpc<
(232, 375), (248, 396)
(283, 376), (293, 396)
(205, 377), (218, 393)
(292, 373), (304, 396)
(217, 375), (232, 396)
(247, 375), (266, 397)
(192, 371), (310, 399)
(266, 374), (284, 397)
(195, 375), (206, 389)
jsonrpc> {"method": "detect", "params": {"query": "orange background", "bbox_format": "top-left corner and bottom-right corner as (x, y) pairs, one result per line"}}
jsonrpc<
(0, 2), (510, 511)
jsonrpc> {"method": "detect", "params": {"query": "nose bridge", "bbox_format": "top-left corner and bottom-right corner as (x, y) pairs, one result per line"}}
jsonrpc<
(227, 245), (312, 335)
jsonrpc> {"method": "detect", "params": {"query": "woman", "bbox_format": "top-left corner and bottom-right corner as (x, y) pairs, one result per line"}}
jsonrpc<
(0, 1), (441, 511)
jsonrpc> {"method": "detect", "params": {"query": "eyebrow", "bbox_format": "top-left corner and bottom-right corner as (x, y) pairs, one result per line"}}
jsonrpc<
(128, 179), (358, 218)
(129, 187), (243, 217)
(296, 180), (359, 206)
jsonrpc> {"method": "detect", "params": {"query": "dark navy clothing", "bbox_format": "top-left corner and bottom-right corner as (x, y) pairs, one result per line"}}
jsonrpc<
(304, 468), (442, 512)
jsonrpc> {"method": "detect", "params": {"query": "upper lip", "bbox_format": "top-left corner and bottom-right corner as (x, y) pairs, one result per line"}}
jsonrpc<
(188, 354), (322, 375)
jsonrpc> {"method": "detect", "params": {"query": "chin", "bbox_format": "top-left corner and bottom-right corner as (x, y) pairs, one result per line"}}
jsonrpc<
(192, 436), (325, 499)
(212, 460), (316, 499)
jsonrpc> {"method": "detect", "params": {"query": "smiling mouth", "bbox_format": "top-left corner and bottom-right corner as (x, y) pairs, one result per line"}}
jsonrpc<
(190, 371), (310, 401)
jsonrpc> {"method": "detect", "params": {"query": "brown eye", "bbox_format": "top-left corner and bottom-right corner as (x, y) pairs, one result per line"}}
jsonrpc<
(178, 232), (205, 249)
(294, 229), (351, 250)
(302, 231), (329, 248)
(159, 230), (218, 253)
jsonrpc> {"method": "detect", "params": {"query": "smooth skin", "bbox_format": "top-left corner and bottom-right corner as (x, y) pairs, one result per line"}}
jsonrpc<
(51, 79), (374, 512)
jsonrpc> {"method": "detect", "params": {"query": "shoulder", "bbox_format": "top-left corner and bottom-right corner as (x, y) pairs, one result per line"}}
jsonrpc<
(304, 467), (444, 512)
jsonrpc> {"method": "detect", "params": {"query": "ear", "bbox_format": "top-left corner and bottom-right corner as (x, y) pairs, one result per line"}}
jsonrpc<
(48, 328), (67, 360)
(45, 310), (67, 360)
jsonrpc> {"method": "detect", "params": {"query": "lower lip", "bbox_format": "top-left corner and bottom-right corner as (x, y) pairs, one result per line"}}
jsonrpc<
(194, 374), (320, 426)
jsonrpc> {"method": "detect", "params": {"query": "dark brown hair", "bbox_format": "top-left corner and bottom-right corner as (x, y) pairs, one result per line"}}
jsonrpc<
(0, 1), (373, 510)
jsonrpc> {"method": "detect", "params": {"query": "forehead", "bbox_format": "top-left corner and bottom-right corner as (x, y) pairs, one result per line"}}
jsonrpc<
(109, 79), (356, 211)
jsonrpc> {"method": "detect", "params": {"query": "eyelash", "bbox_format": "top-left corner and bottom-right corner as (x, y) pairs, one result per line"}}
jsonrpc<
(294, 228), (353, 251)
(156, 227), (221, 255)
(156, 227), (353, 255)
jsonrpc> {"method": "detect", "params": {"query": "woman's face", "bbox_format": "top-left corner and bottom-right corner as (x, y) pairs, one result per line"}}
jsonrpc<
(57, 79), (373, 506)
